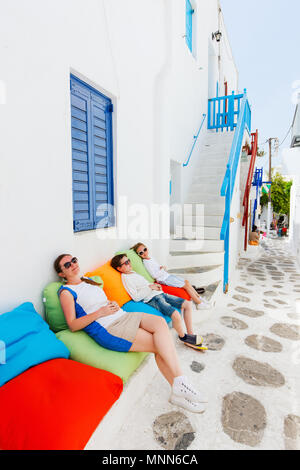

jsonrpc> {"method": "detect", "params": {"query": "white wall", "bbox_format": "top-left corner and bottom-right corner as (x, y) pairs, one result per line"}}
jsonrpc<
(0, 0), (239, 314)
(0, 0), (167, 313)
(282, 147), (300, 264)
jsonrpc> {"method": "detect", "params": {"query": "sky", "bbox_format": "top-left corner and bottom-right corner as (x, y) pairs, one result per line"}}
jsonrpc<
(220, 0), (300, 173)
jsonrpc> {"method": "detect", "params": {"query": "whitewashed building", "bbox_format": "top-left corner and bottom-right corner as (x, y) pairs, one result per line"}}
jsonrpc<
(282, 103), (300, 263)
(0, 0), (256, 313)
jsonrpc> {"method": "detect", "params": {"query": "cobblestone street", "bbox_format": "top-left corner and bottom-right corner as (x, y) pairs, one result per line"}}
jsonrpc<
(93, 238), (300, 450)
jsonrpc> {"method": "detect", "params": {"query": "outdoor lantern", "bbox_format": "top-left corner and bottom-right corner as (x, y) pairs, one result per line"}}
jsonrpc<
(212, 30), (222, 42)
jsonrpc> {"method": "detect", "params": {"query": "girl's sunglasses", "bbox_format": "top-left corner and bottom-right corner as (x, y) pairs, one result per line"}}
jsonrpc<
(62, 257), (78, 270)
(138, 247), (147, 256)
(120, 259), (131, 267)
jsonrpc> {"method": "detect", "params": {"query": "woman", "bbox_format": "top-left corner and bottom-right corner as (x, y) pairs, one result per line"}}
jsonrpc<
(54, 254), (207, 413)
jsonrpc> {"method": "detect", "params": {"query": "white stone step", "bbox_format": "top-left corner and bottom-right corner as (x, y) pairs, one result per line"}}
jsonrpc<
(168, 251), (224, 269)
(170, 239), (224, 252)
(167, 264), (223, 286)
(192, 175), (222, 185)
(185, 193), (225, 205)
(205, 132), (233, 142)
(174, 225), (221, 240)
(200, 148), (231, 157)
(193, 167), (225, 176)
(189, 182), (222, 194)
(183, 215), (223, 227)
(181, 202), (225, 216)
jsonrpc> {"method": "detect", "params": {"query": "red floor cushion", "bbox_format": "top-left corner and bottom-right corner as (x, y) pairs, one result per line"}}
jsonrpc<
(159, 284), (191, 300)
(0, 358), (123, 450)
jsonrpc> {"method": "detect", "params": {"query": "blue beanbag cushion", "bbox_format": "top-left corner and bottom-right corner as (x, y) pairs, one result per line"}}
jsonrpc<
(122, 301), (172, 325)
(0, 302), (70, 387)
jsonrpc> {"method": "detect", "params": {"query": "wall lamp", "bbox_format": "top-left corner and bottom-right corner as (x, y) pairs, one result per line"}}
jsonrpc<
(212, 30), (222, 42)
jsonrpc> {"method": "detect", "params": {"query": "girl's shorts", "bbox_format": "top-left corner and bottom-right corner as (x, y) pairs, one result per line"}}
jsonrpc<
(106, 312), (143, 343)
(160, 274), (185, 288)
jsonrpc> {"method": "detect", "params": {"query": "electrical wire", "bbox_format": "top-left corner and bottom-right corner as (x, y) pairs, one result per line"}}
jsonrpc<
(278, 125), (292, 147)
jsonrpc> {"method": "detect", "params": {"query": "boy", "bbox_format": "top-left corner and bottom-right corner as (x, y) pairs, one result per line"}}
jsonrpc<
(111, 254), (205, 350)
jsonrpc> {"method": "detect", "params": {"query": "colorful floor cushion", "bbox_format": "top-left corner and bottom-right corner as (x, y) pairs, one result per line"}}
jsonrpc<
(56, 330), (147, 383)
(159, 284), (191, 301)
(43, 277), (148, 382)
(85, 262), (131, 307)
(43, 276), (103, 333)
(115, 249), (154, 283)
(0, 359), (123, 450)
(122, 300), (172, 324)
(0, 303), (69, 387)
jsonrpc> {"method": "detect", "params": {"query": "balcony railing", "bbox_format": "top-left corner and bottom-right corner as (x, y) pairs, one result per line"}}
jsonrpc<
(208, 89), (250, 133)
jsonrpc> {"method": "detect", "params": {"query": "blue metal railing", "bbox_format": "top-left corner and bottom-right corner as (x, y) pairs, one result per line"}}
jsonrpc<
(208, 91), (246, 132)
(183, 114), (207, 167)
(219, 91), (251, 292)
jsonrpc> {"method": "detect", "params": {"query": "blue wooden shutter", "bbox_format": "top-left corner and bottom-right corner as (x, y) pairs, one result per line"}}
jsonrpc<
(70, 75), (114, 232)
(70, 79), (94, 232)
(186, 0), (194, 53)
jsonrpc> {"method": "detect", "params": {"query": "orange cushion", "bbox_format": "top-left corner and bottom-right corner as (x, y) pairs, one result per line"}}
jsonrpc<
(85, 261), (131, 307)
(0, 359), (123, 450)
(159, 284), (191, 300)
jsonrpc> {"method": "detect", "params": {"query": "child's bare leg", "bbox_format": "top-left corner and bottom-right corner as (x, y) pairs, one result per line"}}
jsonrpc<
(182, 300), (194, 335)
(183, 280), (202, 304)
(171, 310), (185, 338)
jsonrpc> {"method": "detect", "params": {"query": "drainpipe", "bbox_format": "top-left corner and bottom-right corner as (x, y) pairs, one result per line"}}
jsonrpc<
(217, 1), (222, 90)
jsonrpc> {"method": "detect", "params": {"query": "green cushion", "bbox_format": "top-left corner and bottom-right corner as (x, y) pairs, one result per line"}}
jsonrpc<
(115, 249), (154, 283)
(43, 276), (103, 333)
(56, 329), (148, 383)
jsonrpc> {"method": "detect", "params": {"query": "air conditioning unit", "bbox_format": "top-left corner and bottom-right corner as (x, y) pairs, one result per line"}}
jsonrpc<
(291, 135), (300, 148)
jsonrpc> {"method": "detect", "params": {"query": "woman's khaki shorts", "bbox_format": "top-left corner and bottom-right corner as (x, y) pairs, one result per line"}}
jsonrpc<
(106, 312), (144, 343)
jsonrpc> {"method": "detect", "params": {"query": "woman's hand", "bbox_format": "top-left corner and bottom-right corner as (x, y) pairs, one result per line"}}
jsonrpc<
(97, 302), (120, 318)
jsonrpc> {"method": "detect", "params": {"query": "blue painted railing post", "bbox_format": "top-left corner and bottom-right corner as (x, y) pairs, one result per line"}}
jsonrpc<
(219, 91), (252, 292)
(230, 91), (235, 131)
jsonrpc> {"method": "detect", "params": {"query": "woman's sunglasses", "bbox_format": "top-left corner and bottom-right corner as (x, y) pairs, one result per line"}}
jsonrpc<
(138, 247), (147, 256)
(62, 257), (78, 270)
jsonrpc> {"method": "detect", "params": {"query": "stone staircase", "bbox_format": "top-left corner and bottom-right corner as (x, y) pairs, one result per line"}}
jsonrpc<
(169, 131), (234, 302)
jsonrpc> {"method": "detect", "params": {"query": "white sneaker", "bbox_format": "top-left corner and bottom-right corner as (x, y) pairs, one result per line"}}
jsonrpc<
(169, 393), (206, 414)
(196, 299), (212, 310)
(172, 378), (208, 403)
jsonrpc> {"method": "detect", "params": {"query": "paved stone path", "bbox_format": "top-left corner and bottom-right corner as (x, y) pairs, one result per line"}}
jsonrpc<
(105, 239), (300, 450)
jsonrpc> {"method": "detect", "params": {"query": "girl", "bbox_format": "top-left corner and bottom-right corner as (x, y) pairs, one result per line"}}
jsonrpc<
(131, 243), (212, 310)
(54, 254), (207, 413)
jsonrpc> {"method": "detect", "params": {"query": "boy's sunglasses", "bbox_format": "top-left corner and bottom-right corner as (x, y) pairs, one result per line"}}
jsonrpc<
(138, 247), (148, 256)
(120, 259), (131, 266)
(62, 257), (78, 270)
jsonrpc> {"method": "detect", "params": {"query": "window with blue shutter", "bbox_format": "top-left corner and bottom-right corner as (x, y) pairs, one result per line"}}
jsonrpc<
(186, 0), (194, 53)
(70, 75), (114, 232)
